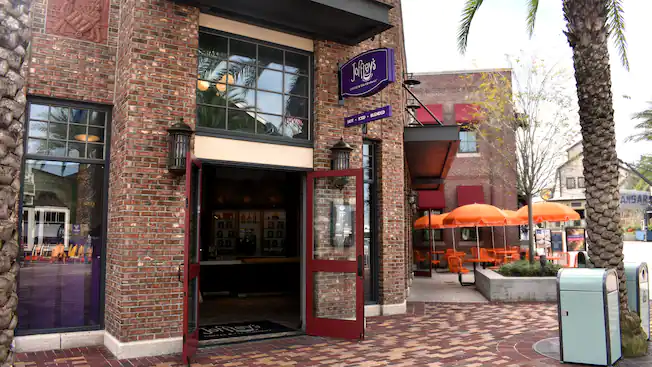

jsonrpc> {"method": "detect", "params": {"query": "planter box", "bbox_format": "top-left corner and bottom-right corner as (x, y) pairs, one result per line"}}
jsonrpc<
(624, 232), (636, 241)
(475, 268), (557, 302)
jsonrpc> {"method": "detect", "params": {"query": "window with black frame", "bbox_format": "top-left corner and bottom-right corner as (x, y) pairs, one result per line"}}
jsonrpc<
(18, 100), (109, 334)
(197, 31), (311, 141)
(458, 125), (478, 153)
(363, 141), (378, 303)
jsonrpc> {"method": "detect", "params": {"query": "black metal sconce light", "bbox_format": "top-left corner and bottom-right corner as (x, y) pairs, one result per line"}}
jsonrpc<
(407, 190), (419, 213)
(166, 118), (193, 175)
(403, 73), (421, 87)
(330, 138), (353, 189)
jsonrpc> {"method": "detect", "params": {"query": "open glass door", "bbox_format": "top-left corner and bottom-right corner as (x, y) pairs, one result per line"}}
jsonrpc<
(306, 169), (364, 339)
(182, 154), (202, 364)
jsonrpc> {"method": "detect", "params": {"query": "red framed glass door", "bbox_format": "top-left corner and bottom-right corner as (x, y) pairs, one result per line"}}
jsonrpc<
(306, 169), (364, 339)
(182, 154), (202, 364)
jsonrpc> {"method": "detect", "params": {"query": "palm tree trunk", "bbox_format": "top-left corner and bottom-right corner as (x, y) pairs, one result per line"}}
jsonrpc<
(564, 0), (648, 357)
(0, 0), (31, 365)
(563, 0), (625, 308)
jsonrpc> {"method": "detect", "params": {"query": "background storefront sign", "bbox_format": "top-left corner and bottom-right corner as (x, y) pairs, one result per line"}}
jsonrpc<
(72, 224), (81, 235)
(344, 105), (392, 127)
(620, 190), (651, 210)
(339, 48), (395, 98)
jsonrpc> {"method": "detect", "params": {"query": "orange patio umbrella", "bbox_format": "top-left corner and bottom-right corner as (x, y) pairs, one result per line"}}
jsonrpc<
(516, 202), (580, 224)
(500, 209), (527, 252)
(443, 204), (508, 258)
(413, 213), (459, 251)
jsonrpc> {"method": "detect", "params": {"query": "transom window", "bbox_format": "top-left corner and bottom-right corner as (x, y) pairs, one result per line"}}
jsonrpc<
(27, 103), (107, 160)
(197, 30), (312, 141)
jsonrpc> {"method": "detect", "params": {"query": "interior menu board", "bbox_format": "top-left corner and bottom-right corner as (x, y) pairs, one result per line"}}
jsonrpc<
(263, 211), (286, 255)
(212, 211), (237, 257)
(239, 211), (260, 256)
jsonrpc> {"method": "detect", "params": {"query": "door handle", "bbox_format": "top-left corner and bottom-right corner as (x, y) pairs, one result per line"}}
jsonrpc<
(177, 265), (182, 282)
(357, 255), (363, 277)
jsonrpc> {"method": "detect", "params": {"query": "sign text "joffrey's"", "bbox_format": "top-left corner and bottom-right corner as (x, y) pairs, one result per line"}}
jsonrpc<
(340, 48), (395, 98)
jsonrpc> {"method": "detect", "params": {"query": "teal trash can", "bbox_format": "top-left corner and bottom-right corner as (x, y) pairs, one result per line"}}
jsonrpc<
(624, 262), (650, 340)
(557, 268), (621, 366)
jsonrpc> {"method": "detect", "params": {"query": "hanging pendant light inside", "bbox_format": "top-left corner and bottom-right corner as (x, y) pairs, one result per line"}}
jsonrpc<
(74, 134), (100, 142)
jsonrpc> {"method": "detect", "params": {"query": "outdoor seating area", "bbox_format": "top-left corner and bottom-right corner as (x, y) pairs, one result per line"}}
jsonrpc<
(413, 202), (582, 286)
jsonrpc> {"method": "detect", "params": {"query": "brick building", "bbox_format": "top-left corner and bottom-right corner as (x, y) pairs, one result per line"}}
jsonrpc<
(15, 0), (459, 361)
(408, 70), (519, 275)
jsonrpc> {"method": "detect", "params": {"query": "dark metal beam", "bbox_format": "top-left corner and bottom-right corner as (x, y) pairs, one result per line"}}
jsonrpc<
(403, 84), (443, 125)
(404, 125), (460, 142)
(412, 177), (444, 186)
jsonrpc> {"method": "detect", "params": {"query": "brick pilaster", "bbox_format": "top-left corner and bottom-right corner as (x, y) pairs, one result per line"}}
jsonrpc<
(105, 2), (199, 342)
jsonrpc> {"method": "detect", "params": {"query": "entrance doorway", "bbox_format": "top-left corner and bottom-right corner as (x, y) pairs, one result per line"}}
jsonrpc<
(197, 164), (303, 343)
(181, 156), (366, 362)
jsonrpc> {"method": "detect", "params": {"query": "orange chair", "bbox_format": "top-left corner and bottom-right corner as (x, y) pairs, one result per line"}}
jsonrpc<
(480, 248), (499, 265)
(448, 256), (474, 286)
(414, 250), (427, 263)
(558, 252), (573, 268)
(470, 247), (479, 259)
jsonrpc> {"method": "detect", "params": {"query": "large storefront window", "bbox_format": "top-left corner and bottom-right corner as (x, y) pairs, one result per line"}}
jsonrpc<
(197, 30), (312, 141)
(18, 100), (109, 334)
(363, 141), (378, 303)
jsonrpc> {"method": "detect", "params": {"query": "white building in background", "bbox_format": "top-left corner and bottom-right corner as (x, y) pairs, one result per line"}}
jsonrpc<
(548, 141), (650, 230)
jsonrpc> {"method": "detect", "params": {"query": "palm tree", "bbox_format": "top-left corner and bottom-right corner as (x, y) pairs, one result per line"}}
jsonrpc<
(0, 0), (31, 365)
(457, 0), (648, 356)
(629, 102), (652, 142)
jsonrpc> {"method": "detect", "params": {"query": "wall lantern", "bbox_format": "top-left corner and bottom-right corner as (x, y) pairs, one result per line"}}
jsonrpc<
(330, 138), (353, 171)
(330, 138), (353, 189)
(407, 190), (419, 213)
(166, 118), (193, 175)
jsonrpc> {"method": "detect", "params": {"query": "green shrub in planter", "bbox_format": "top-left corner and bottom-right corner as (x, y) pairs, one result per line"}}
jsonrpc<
(497, 260), (562, 277)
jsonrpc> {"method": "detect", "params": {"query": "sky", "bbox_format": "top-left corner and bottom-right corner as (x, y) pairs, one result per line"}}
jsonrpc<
(402, 0), (652, 163)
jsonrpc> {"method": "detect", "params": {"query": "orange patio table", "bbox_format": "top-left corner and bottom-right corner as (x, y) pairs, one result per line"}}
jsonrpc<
(493, 249), (519, 262)
(465, 257), (497, 271)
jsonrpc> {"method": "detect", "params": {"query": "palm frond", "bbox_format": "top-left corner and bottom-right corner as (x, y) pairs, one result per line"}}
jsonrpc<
(457, 0), (484, 54)
(526, 0), (539, 37)
(627, 102), (652, 142)
(607, 0), (630, 70)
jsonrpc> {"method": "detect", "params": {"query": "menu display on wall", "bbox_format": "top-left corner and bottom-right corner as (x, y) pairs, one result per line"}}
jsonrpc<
(238, 211), (260, 256)
(263, 211), (286, 255)
(211, 211), (237, 257)
(206, 210), (289, 260)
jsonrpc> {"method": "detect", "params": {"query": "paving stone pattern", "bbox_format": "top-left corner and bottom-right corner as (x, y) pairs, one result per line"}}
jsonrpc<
(16, 302), (652, 366)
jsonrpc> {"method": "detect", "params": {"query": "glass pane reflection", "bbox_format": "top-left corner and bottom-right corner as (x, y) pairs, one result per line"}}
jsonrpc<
(18, 160), (104, 332)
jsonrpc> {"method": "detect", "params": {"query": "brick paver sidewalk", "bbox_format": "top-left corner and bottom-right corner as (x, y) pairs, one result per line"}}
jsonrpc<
(15, 302), (652, 366)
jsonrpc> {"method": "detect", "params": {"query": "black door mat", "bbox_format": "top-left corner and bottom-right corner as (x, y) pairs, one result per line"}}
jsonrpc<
(199, 320), (295, 341)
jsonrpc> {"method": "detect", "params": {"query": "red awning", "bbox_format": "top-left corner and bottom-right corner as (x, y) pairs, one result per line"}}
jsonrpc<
(454, 104), (482, 123)
(416, 104), (444, 124)
(417, 190), (445, 209)
(457, 185), (484, 207)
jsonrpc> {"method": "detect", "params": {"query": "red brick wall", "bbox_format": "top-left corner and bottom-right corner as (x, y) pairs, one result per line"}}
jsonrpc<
(312, 0), (407, 305)
(27, 0), (119, 103)
(26, 0), (408, 345)
(411, 71), (519, 251)
(104, 1), (199, 342)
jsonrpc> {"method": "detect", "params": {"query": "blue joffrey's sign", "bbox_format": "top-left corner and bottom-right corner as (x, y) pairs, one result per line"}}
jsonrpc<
(340, 48), (395, 98)
(344, 105), (392, 127)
